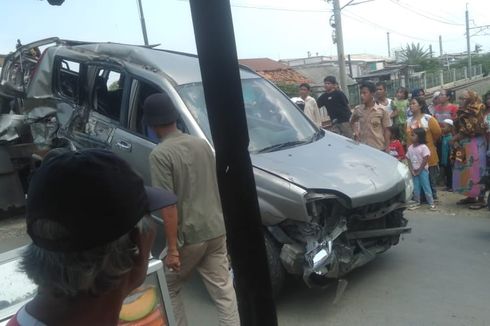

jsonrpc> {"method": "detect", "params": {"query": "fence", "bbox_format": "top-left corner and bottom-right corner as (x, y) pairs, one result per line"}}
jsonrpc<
(347, 64), (484, 106)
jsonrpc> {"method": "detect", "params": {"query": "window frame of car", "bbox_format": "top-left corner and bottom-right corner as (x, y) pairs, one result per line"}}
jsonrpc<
(52, 56), (84, 105)
(125, 77), (192, 142)
(85, 63), (130, 126)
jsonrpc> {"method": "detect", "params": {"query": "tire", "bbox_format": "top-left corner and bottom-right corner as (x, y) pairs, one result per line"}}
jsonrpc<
(264, 231), (285, 298)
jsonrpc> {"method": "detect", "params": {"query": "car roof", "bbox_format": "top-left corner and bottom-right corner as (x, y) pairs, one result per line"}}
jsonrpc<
(62, 42), (258, 86)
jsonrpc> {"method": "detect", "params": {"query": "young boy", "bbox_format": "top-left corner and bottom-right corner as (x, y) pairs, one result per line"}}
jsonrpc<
(391, 87), (409, 144)
(387, 126), (406, 161)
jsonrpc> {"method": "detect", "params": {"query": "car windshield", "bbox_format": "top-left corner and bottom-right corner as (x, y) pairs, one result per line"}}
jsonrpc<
(177, 78), (317, 153)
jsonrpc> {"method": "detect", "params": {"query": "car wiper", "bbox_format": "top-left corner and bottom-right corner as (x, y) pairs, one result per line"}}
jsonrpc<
(310, 129), (324, 142)
(256, 140), (310, 153)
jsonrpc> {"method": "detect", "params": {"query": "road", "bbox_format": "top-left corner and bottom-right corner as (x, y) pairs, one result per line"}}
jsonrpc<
(2, 193), (490, 325)
(181, 196), (490, 326)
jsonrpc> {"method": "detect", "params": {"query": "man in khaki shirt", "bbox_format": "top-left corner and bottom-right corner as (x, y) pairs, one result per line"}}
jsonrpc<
(143, 93), (240, 326)
(351, 81), (391, 151)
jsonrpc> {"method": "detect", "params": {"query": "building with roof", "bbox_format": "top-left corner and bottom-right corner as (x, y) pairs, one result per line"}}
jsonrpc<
(238, 58), (310, 85)
(280, 54), (393, 79)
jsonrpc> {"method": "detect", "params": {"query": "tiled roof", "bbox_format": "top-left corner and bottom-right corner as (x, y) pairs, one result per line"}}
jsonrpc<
(258, 69), (311, 84)
(239, 58), (289, 72)
(239, 58), (310, 84)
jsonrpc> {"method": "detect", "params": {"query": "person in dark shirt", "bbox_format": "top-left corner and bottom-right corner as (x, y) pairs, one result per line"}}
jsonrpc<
(316, 75), (353, 138)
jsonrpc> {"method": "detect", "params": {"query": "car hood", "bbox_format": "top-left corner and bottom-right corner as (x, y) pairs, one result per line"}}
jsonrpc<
(251, 132), (405, 208)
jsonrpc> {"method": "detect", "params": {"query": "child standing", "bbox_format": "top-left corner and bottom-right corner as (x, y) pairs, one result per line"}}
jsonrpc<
(407, 128), (437, 210)
(440, 119), (454, 192)
(387, 126), (406, 161)
(391, 87), (409, 144)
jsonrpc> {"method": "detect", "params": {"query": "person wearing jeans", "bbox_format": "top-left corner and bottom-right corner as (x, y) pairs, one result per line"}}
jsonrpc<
(407, 128), (437, 210)
(412, 169), (434, 207)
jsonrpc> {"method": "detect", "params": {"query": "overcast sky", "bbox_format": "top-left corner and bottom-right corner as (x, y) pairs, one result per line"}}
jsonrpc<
(1, 0), (488, 60)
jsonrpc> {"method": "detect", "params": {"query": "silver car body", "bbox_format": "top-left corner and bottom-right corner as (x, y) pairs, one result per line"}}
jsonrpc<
(0, 39), (413, 292)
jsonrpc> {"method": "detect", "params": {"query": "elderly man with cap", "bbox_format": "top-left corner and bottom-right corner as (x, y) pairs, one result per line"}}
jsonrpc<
(7, 149), (177, 326)
(143, 93), (240, 326)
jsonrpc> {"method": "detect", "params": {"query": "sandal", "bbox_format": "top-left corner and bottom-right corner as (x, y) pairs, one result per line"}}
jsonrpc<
(457, 197), (477, 205)
(469, 202), (486, 210)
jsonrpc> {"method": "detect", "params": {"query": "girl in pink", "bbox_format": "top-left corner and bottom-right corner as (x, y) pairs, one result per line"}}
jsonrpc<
(407, 128), (437, 210)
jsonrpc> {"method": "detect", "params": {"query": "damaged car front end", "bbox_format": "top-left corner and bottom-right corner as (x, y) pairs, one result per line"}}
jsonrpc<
(253, 136), (413, 293)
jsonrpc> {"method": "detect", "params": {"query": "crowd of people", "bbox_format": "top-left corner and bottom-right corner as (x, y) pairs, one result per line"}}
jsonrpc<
(299, 76), (490, 211)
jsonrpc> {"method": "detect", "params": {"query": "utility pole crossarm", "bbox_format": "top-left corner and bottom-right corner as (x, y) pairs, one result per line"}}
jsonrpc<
(341, 0), (374, 10)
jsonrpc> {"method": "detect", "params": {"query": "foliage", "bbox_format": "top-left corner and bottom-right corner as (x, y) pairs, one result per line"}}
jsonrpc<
(398, 43), (444, 73)
(275, 83), (298, 98)
(417, 58), (441, 73)
(451, 53), (490, 76)
(399, 43), (430, 65)
(108, 81), (119, 91)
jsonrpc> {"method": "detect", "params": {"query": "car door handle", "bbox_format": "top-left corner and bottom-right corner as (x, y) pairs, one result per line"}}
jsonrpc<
(115, 140), (132, 152)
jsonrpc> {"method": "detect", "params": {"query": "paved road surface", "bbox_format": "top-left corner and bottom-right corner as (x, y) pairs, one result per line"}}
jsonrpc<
(181, 206), (490, 326)
(2, 194), (490, 325)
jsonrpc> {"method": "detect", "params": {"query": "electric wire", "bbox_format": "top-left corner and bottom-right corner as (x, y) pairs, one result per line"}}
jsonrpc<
(177, 0), (331, 13)
(388, 0), (464, 26)
(343, 11), (439, 42)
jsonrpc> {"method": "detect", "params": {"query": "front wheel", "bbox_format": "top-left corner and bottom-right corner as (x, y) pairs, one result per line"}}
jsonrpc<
(264, 231), (285, 298)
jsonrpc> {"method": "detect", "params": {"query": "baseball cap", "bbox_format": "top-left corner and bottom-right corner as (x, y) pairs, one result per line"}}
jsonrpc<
(26, 149), (177, 252)
(142, 93), (180, 127)
(324, 76), (337, 84)
(432, 91), (441, 99)
(443, 118), (454, 126)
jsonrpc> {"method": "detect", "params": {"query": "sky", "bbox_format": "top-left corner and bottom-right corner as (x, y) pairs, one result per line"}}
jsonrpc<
(0, 0), (489, 60)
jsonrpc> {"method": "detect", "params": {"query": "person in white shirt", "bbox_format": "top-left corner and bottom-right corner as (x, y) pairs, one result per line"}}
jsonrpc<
(375, 82), (393, 127)
(299, 83), (322, 127)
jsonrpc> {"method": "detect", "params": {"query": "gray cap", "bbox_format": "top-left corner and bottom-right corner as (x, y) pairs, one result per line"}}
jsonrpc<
(142, 93), (180, 126)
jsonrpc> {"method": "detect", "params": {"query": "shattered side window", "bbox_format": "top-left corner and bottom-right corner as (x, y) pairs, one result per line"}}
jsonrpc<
(92, 68), (125, 122)
(55, 58), (80, 101)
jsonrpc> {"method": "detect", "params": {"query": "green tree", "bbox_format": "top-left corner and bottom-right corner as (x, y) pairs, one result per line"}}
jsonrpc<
(275, 83), (298, 98)
(399, 43), (443, 73)
(399, 43), (430, 65)
(108, 81), (119, 91)
(451, 53), (490, 76)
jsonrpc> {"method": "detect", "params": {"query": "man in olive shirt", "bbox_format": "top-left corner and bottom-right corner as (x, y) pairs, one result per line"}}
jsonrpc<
(351, 81), (391, 151)
(143, 93), (240, 326)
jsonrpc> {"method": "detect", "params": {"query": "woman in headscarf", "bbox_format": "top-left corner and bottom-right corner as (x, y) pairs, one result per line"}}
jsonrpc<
(452, 90), (487, 207)
(407, 96), (442, 201)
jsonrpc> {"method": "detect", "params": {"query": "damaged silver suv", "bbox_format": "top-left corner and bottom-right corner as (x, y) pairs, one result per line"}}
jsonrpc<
(0, 38), (412, 295)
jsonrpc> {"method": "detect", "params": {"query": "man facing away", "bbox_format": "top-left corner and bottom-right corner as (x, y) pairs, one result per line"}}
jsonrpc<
(351, 81), (391, 152)
(143, 93), (240, 326)
(298, 83), (322, 127)
(8, 148), (177, 326)
(316, 75), (353, 138)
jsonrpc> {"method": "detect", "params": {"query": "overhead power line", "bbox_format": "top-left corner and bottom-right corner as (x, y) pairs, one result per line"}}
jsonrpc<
(389, 0), (464, 26)
(177, 0), (331, 13)
(343, 11), (439, 43)
(231, 3), (331, 12)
